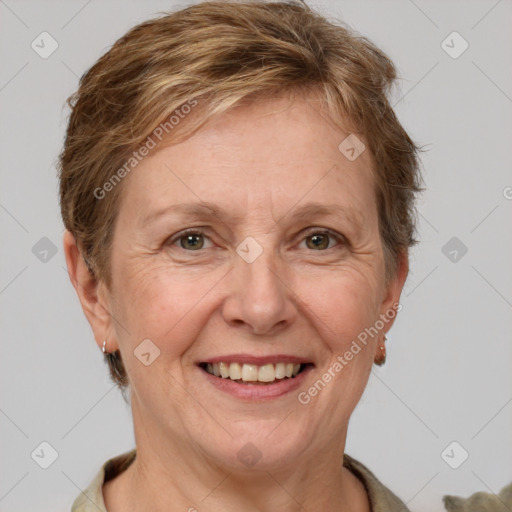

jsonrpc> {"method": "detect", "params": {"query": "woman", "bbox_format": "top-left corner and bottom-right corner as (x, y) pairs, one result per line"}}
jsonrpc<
(60, 1), (422, 510)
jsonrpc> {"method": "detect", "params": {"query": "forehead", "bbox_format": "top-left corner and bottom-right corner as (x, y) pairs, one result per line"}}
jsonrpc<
(118, 94), (377, 227)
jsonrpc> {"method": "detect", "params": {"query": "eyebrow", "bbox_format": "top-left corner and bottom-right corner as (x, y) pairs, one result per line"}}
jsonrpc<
(140, 200), (363, 230)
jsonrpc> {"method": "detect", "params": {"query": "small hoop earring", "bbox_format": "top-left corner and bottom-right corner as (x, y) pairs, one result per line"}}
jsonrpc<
(102, 339), (107, 354)
(374, 335), (387, 366)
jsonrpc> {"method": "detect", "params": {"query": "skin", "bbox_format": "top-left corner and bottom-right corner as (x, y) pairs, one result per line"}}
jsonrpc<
(64, 92), (408, 512)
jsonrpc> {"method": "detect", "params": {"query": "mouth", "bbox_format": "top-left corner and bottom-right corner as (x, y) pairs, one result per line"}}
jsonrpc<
(198, 361), (314, 385)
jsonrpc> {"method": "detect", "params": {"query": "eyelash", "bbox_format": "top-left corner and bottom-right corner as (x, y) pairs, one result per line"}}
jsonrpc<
(167, 227), (346, 252)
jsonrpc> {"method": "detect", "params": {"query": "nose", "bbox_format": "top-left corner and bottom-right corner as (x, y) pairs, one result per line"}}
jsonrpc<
(221, 247), (298, 336)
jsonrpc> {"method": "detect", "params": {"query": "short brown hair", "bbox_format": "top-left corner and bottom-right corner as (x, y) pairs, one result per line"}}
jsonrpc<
(58, 0), (423, 393)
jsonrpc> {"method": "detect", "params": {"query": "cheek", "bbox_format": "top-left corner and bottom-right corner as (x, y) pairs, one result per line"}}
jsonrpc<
(112, 264), (220, 359)
(299, 273), (380, 415)
(296, 267), (382, 349)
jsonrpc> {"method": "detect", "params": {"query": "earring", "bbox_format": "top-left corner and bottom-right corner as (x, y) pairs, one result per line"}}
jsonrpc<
(374, 335), (387, 366)
(102, 339), (108, 354)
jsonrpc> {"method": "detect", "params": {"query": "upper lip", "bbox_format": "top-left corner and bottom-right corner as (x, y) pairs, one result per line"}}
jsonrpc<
(198, 354), (314, 366)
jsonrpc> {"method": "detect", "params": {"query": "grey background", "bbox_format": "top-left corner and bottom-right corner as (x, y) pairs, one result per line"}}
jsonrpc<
(1, 1), (511, 511)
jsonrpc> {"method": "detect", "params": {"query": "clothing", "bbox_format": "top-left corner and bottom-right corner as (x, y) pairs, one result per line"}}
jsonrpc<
(71, 449), (410, 512)
(443, 480), (512, 511)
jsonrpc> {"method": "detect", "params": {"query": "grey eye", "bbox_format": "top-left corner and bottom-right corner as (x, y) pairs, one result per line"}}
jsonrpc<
(179, 233), (205, 250)
(303, 231), (341, 250)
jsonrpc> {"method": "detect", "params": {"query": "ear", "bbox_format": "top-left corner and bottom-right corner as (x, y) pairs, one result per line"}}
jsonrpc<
(378, 249), (409, 333)
(62, 230), (118, 352)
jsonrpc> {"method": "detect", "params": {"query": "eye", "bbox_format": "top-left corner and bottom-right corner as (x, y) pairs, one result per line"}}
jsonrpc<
(166, 227), (346, 253)
(300, 228), (345, 251)
(168, 229), (213, 251)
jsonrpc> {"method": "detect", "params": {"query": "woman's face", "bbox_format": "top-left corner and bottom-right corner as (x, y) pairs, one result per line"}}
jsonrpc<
(96, 94), (407, 470)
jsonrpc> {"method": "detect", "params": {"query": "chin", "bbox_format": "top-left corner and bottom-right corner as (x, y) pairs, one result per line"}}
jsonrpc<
(199, 421), (311, 472)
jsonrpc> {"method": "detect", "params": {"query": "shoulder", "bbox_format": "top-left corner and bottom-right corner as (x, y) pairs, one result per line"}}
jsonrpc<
(71, 449), (136, 512)
(343, 453), (411, 512)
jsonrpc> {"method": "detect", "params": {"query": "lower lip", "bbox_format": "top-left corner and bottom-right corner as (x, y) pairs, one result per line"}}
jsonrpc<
(199, 365), (314, 400)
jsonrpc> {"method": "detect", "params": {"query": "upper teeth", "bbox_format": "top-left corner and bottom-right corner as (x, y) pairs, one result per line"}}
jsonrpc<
(205, 362), (301, 382)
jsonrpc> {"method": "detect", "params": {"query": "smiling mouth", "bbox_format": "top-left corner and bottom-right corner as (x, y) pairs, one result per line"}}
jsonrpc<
(199, 362), (313, 384)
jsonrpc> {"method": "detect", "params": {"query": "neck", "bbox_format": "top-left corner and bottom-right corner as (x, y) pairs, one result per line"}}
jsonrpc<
(104, 434), (369, 512)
